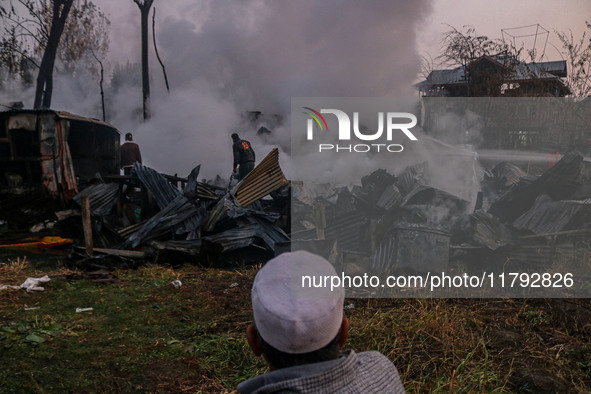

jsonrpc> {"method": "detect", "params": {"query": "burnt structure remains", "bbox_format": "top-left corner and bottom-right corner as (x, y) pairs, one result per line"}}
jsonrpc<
(0, 109), (120, 199)
(1, 107), (589, 277)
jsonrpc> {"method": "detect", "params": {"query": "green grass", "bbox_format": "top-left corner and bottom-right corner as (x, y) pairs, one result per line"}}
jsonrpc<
(1, 257), (591, 393)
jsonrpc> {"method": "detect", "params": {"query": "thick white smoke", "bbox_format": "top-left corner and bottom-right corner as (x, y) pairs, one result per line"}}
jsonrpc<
(2, 0), (433, 180)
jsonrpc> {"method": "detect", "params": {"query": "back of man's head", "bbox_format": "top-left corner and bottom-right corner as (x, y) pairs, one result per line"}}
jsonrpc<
(231, 133), (239, 141)
(125, 133), (133, 141)
(249, 251), (346, 369)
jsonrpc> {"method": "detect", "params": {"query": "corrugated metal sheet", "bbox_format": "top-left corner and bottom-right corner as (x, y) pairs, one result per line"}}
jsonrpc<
(202, 148), (288, 232)
(490, 162), (527, 187)
(202, 221), (288, 253)
(183, 165), (200, 193)
(134, 163), (202, 234)
(149, 239), (202, 255)
(196, 183), (224, 200)
(325, 211), (369, 252)
(55, 110), (120, 130)
(397, 162), (428, 196)
(394, 226), (450, 272)
(290, 228), (318, 241)
(290, 210), (368, 253)
(134, 163), (181, 209)
(74, 183), (119, 216)
(235, 148), (288, 207)
(513, 194), (591, 235)
(403, 185), (469, 212)
(236, 216), (290, 247)
(370, 236), (396, 270)
(498, 244), (573, 264)
(489, 152), (584, 222)
(416, 58), (566, 89)
(125, 194), (200, 248)
(37, 113), (79, 198)
(202, 194), (236, 232)
(376, 184), (404, 211)
(471, 211), (514, 250)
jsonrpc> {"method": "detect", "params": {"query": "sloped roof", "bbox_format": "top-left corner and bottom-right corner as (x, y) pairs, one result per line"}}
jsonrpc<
(416, 56), (567, 90)
(0, 108), (120, 133)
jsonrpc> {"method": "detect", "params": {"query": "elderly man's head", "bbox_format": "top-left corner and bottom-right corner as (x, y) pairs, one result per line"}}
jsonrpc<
(246, 251), (348, 370)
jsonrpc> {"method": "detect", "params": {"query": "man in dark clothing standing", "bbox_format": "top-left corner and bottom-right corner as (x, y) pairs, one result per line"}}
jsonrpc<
(232, 133), (255, 180)
(120, 133), (142, 175)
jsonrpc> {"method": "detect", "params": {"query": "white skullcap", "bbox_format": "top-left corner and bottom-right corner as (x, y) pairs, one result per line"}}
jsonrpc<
(251, 251), (345, 354)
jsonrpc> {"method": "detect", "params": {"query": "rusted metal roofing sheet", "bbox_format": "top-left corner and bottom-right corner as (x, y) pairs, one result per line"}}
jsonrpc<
(235, 148), (288, 207)
(55, 111), (119, 130)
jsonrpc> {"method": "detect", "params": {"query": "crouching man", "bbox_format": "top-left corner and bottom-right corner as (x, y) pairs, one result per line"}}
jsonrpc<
(238, 251), (405, 393)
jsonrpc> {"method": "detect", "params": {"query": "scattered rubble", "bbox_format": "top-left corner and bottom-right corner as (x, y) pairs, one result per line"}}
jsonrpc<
(0, 147), (289, 268)
(1, 134), (590, 272)
(291, 151), (591, 273)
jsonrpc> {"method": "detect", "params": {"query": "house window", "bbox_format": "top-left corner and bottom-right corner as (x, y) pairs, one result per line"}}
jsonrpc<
(508, 130), (539, 149)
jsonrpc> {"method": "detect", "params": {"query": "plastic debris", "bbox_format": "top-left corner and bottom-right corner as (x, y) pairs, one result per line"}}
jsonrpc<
(344, 304), (355, 310)
(0, 284), (21, 291)
(30, 220), (56, 233)
(19, 276), (51, 293)
(171, 280), (182, 288)
(229, 282), (239, 288)
(75, 307), (94, 313)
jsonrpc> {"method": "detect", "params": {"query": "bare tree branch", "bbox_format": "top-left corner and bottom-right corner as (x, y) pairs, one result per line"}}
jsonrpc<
(152, 7), (169, 93)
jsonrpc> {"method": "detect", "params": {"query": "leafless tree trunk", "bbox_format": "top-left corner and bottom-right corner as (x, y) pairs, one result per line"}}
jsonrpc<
(33, 0), (74, 109)
(134, 0), (154, 120)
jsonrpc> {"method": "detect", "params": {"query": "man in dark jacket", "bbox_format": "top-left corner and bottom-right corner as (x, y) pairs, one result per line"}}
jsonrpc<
(232, 133), (256, 180)
(120, 133), (142, 175)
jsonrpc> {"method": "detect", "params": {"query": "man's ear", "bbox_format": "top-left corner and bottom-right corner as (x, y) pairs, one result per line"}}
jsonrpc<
(338, 317), (349, 347)
(246, 324), (262, 357)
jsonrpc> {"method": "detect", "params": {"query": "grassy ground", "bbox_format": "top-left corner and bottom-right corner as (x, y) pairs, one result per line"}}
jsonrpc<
(1, 255), (591, 393)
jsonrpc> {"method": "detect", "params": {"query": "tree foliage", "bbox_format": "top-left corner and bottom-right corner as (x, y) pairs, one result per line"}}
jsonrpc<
(436, 25), (520, 68)
(38, 0), (110, 73)
(555, 21), (591, 98)
(110, 61), (142, 93)
(0, 0), (110, 83)
(433, 24), (590, 98)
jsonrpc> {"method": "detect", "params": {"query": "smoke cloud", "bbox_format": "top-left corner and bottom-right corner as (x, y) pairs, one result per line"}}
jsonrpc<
(2, 0), (433, 180)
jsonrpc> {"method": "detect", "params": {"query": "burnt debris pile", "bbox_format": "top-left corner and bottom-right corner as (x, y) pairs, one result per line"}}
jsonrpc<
(1, 148), (289, 269)
(290, 152), (591, 273)
(2, 147), (590, 272)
